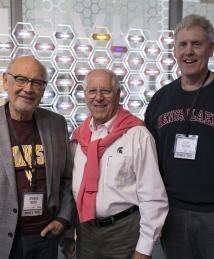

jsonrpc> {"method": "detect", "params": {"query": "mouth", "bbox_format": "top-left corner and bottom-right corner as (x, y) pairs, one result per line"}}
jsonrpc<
(93, 104), (107, 109)
(18, 95), (35, 102)
(184, 59), (197, 64)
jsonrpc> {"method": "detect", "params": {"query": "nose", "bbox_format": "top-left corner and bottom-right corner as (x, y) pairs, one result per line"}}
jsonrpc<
(186, 43), (194, 55)
(23, 81), (34, 92)
(94, 90), (105, 101)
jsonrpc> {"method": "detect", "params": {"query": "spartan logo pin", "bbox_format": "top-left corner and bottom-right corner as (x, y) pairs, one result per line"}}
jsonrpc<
(117, 147), (123, 154)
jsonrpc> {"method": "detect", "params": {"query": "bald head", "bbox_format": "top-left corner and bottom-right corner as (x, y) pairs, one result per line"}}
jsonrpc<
(3, 55), (47, 120)
(7, 56), (48, 82)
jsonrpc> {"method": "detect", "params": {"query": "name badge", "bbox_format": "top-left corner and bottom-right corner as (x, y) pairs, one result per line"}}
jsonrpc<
(22, 193), (44, 216)
(174, 134), (198, 160)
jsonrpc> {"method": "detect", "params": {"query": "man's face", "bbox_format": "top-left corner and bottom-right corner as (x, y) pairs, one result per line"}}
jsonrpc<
(84, 70), (120, 126)
(174, 26), (214, 80)
(3, 56), (46, 120)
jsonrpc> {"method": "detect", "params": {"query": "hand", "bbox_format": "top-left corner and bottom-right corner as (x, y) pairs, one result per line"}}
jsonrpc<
(61, 238), (76, 259)
(40, 220), (65, 237)
(131, 251), (152, 259)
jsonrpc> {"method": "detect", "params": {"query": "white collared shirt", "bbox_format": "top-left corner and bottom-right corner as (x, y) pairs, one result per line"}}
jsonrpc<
(72, 116), (168, 255)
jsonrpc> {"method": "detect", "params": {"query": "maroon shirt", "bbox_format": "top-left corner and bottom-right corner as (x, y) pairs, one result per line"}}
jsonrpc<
(9, 119), (53, 234)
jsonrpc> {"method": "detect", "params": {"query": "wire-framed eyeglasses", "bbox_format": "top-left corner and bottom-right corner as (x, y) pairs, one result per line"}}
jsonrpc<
(84, 88), (113, 98)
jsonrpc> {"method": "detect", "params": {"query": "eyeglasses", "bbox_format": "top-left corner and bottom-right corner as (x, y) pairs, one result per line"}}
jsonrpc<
(7, 72), (47, 90)
(85, 88), (113, 98)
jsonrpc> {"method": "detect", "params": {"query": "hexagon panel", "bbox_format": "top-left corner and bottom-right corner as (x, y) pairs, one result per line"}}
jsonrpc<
(126, 29), (145, 50)
(90, 49), (111, 68)
(54, 24), (75, 47)
(54, 72), (75, 94)
(0, 35), (16, 58)
(33, 36), (56, 58)
(54, 49), (75, 70)
(73, 37), (93, 59)
(12, 23), (36, 46)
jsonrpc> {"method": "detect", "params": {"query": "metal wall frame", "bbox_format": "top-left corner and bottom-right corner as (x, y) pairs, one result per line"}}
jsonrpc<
(169, 0), (183, 30)
(10, 0), (183, 31)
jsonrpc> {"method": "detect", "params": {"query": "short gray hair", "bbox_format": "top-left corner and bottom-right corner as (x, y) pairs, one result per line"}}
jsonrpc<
(82, 68), (121, 91)
(174, 14), (214, 43)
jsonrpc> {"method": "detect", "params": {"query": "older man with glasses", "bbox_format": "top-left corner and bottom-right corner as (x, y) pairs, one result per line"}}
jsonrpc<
(62, 68), (168, 259)
(0, 55), (75, 259)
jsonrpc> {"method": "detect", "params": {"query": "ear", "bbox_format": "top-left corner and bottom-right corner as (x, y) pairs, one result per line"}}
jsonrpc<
(208, 42), (214, 58)
(2, 72), (9, 91)
(173, 46), (177, 60)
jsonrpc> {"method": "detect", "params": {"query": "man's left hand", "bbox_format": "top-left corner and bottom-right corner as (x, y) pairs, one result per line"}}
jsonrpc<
(40, 220), (65, 237)
(131, 251), (152, 259)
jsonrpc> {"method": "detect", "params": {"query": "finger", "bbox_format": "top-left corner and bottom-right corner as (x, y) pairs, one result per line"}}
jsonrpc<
(40, 224), (52, 237)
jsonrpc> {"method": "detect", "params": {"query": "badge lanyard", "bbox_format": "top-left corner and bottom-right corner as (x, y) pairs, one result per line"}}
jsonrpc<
(182, 70), (210, 136)
(5, 104), (38, 192)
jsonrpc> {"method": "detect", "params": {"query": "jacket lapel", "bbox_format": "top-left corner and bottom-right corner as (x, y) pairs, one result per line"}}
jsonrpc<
(0, 105), (17, 198)
(35, 109), (53, 200)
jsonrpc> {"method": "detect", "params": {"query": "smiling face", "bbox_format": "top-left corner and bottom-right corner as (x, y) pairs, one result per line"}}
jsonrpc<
(84, 69), (120, 126)
(174, 25), (214, 83)
(3, 56), (47, 121)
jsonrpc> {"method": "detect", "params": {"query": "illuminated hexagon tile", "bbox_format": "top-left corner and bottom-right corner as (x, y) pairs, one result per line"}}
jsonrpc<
(140, 105), (148, 120)
(158, 52), (176, 73)
(208, 62), (214, 72)
(143, 40), (161, 61)
(119, 84), (129, 105)
(157, 73), (174, 89)
(73, 61), (93, 82)
(125, 29), (145, 50)
(108, 44), (128, 60)
(72, 106), (90, 127)
(125, 51), (145, 71)
(54, 72), (75, 94)
(141, 82), (158, 104)
(73, 37), (93, 59)
(53, 24), (75, 47)
(54, 49), (75, 70)
(125, 94), (145, 115)
(12, 23), (36, 46)
(72, 83), (85, 105)
(90, 49), (111, 68)
(142, 62), (161, 83)
(173, 64), (181, 79)
(159, 31), (174, 51)
(0, 35), (16, 58)
(40, 83), (57, 106)
(53, 95), (75, 117)
(0, 58), (11, 74)
(40, 60), (57, 82)
(91, 27), (111, 49)
(109, 61), (128, 82)
(12, 47), (34, 58)
(33, 36), (56, 58)
(209, 55), (214, 63)
(125, 73), (144, 94)
(66, 118), (76, 135)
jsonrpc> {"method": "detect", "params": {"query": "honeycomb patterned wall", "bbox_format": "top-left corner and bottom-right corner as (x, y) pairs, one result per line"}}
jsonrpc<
(0, 22), (214, 134)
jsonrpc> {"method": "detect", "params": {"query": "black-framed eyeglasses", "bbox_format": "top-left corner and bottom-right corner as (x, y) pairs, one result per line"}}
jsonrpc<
(7, 72), (47, 90)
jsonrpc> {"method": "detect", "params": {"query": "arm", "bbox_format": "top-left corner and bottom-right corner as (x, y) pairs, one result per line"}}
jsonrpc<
(56, 118), (75, 222)
(134, 128), (168, 255)
(132, 251), (151, 259)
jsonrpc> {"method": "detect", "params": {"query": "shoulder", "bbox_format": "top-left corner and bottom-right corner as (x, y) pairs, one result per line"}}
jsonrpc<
(146, 78), (180, 115)
(151, 78), (180, 101)
(126, 125), (152, 139)
(36, 107), (66, 122)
